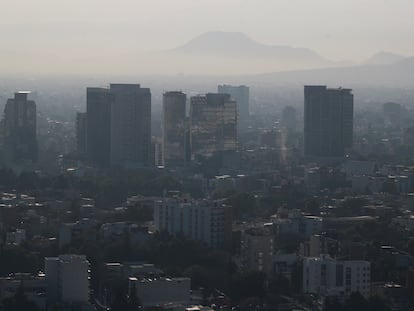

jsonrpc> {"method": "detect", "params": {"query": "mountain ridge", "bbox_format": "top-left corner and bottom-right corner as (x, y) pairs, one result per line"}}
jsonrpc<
(163, 31), (332, 69)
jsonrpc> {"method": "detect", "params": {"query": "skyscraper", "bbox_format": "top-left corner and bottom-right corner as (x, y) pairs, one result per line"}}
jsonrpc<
(304, 86), (353, 158)
(163, 91), (187, 167)
(76, 112), (87, 157)
(190, 93), (237, 159)
(2, 91), (37, 163)
(217, 85), (249, 130)
(86, 87), (111, 168)
(110, 84), (151, 168)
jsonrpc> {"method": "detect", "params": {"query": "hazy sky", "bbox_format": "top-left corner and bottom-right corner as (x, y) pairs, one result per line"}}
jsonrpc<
(1, 0), (414, 74)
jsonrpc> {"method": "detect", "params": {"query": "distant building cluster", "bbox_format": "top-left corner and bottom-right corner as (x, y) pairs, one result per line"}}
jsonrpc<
(76, 84), (249, 169)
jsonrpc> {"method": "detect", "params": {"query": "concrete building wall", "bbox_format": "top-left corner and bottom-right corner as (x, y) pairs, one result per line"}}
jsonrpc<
(154, 198), (231, 248)
(45, 255), (90, 305)
(303, 255), (370, 299)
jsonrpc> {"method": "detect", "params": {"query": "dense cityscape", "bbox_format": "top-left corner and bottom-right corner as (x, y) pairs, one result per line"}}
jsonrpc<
(2, 1), (414, 310)
(0, 76), (414, 311)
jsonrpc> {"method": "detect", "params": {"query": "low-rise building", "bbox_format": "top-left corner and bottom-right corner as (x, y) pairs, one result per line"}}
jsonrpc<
(303, 255), (370, 299)
(241, 226), (274, 274)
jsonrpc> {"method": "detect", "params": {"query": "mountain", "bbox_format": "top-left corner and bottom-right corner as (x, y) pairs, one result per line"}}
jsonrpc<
(157, 31), (334, 73)
(173, 31), (327, 61)
(364, 51), (406, 65)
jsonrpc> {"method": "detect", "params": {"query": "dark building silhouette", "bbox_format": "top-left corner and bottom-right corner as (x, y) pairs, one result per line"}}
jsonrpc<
(3, 92), (37, 163)
(190, 93), (237, 159)
(86, 87), (111, 168)
(85, 84), (152, 169)
(76, 112), (87, 157)
(304, 86), (353, 158)
(218, 85), (249, 131)
(163, 91), (187, 167)
(109, 84), (151, 168)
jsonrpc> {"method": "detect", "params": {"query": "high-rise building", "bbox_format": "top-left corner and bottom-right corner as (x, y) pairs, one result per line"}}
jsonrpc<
(190, 93), (237, 159)
(45, 255), (90, 306)
(2, 92), (37, 163)
(110, 84), (151, 168)
(86, 87), (111, 168)
(304, 86), (353, 158)
(218, 85), (249, 130)
(76, 112), (87, 157)
(85, 84), (152, 169)
(163, 91), (187, 167)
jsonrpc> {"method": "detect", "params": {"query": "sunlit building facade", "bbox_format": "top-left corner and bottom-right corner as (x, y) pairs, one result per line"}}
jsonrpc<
(190, 93), (237, 159)
(218, 85), (249, 131)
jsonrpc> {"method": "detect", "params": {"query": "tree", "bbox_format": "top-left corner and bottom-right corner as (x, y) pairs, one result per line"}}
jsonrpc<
(226, 193), (257, 220)
(324, 296), (344, 311)
(229, 271), (266, 301)
(110, 290), (129, 311)
(344, 292), (368, 311)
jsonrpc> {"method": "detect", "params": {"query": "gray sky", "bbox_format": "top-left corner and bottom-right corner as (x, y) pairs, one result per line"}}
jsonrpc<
(1, 0), (413, 74)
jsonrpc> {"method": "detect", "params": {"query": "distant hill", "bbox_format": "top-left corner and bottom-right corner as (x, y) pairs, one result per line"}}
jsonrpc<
(249, 56), (414, 86)
(364, 51), (406, 65)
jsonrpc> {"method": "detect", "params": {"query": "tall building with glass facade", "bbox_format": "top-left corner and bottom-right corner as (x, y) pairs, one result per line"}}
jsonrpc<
(109, 84), (151, 168)
(190, 93), (237, 159)
(304, 86), (353, 158)
(86, 84), (151, 169)
(3, 91), (37, 163)
(218, 85), (249, 130)
(86, 87), (111, 168)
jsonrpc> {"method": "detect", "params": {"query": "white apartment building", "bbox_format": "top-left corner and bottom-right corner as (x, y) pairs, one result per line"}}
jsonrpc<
(45, 255), (90, 306)
(303, 255), (370, 299)
(154, 198), (231, 248)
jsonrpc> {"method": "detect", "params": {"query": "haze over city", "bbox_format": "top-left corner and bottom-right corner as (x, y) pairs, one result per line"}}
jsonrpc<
(2, 0), (414, 74)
